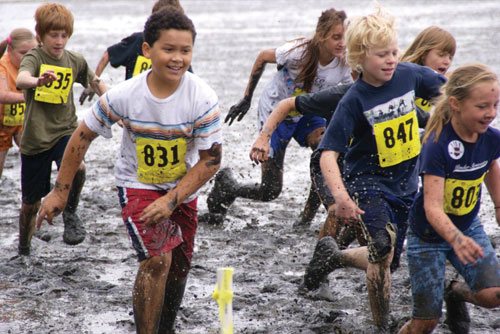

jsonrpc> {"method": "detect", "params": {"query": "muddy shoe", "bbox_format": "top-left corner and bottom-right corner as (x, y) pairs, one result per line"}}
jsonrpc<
(299, 277), (335, 302)
(63, 211), (86, 245)
(207, 168), (238, 214)
(198, 212), (226, 226)
(444, 280), (470, 334)
(303, 236), (342, 291)
(18, 244), (30, 256)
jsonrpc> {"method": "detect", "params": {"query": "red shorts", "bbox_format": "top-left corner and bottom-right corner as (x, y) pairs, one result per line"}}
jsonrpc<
(118, 187), (198, 279)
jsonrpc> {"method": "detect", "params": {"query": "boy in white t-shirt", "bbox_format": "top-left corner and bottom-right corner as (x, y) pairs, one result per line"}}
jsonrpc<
(37, 8), (222, 333)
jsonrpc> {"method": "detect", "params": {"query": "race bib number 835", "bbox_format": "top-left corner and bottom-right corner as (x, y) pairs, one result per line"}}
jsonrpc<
(34, 64), (73, 104)
(136, 137), (187, 184)
(373, 111), (420, 167)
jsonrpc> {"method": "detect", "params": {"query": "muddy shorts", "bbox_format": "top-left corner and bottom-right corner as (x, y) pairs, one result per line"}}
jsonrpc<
(356, 191), (412, 271)
(21, 135), (70, 204)
(406, 217), (500, 319)
(118, 187), (198, 279)
(269, 115), (325, 158)
(0, 124), (21, 151)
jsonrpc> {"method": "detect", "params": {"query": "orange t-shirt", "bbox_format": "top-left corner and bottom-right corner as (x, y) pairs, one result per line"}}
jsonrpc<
(0, 53), (24, 127)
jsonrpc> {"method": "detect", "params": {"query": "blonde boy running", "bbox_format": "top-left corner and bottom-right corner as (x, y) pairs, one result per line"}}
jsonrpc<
(303, 8), (445, 331)
(37, 8), (221, 334)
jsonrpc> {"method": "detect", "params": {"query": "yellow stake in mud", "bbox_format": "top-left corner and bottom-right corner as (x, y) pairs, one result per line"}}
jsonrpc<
(212, 267), (234, 334)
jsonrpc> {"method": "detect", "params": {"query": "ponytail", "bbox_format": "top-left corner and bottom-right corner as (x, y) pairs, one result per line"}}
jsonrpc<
(0, 28), (36, 58)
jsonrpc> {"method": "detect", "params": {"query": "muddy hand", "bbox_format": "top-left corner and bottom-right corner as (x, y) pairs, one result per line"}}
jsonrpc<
(140, 196), (174, 225)
(225, 98), (251, 125)
(249, 134), (270, 164)
(36, 191), (66, 229)
(37, 70), (57, 87)
(79, 87), (95, 105)
(334, 195), (365, 225)
(452, 233), (484, 265)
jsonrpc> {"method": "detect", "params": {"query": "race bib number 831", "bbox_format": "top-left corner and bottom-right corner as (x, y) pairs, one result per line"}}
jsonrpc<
(136, 137), (187, 184)
(373, 111), (420, 167)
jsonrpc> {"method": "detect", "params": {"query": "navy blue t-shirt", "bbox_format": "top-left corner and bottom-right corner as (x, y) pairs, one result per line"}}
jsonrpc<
(318, 62), (446, 197)
(107, 32), (145, 80)
(410, 122), (500, 242)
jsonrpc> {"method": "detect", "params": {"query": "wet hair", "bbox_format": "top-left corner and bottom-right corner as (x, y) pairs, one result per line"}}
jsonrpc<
(423, 63), (498, 143)
(291, 8), (347, 92)
(0, 28), (36, 57)
(345, 6), (396, 75)
(152, 0), (184, 14)
(400, 26), (456, 65)
(34, 3), (74, 42)
(144, 7), (196, 46)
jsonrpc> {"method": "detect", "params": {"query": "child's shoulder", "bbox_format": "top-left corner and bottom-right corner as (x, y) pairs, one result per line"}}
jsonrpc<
(181, 71), (217, 98)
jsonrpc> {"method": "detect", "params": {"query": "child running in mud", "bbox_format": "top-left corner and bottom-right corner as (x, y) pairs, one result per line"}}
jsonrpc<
(400, 25), (456, 127)
(398, 64), (500, 334)
(79, 0), (184, 104)
(249, 25), (455, 301)
(37, 8), (221, 334)
(203, 8), (352, 225)
(0, 29), (37, 180)
(295, 7), (446, 331)
(16, 3), (107, 255)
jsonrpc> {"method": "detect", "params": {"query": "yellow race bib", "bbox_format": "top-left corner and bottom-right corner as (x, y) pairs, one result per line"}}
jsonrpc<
(136, 137), (187, 184)
(443, 175), (484, 216)
(415, 97), (432, 113)
(373, 110), (420, 167)
(3, 102), (25, 126)
(34, 64), (73, 104)
(132, 55), (152, 77)
(287, 88), (307, 117)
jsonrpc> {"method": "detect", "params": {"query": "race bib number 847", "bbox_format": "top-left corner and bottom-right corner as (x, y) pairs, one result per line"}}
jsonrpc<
(136, 137), (187, 184)
(373, 111), (420, 167)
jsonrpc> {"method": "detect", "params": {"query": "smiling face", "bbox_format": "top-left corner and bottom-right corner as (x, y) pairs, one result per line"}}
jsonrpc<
(320, 23), (346, 64)
(143, 29), (193, 96)
(361, 38), (399, 87)
(451, 80), (499, 141)
(40, 29), (69, 59)
(8, 40), (37, 68)
(423, 48), (453, 75)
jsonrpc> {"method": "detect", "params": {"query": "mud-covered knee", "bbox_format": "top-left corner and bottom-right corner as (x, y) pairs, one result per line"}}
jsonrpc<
(260, 181), (282, 201)
(368, 223), (396, 263)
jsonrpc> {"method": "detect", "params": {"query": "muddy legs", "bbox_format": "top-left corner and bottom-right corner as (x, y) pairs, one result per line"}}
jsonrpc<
(18, 201), (40, 255)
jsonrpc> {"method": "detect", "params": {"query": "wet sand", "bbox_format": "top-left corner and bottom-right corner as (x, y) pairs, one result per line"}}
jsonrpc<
(1, 1), (500, 333)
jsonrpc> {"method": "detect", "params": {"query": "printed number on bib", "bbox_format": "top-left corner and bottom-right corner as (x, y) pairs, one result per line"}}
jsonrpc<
(443, 175), (484, 216)
(34, 64), (73, 104)
(287, 88), (307, 117)
(415, 97), (432, 113)
(3, 102), (25, 126)
(137, 137), (187, 184)
(373, 111), (420, 167)
(132, 55), (152, 77)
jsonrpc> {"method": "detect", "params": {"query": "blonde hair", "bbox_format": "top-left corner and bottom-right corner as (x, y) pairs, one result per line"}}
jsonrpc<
(0, 28), (36, 57)
(35, 3), (74, 42)
(400, 26), (456, 65)
(345, 6), (396, 74)
(423, 63), (498, 143)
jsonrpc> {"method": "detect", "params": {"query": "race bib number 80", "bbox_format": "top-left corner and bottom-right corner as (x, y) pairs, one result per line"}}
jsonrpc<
(373, 111), (420, 167)
(3, 103), (25, 126)
(132, 55), (152, 77)
(137, 137), (187, 184)
(443, 175), (484, 216)
(35, 64), (73, 104)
